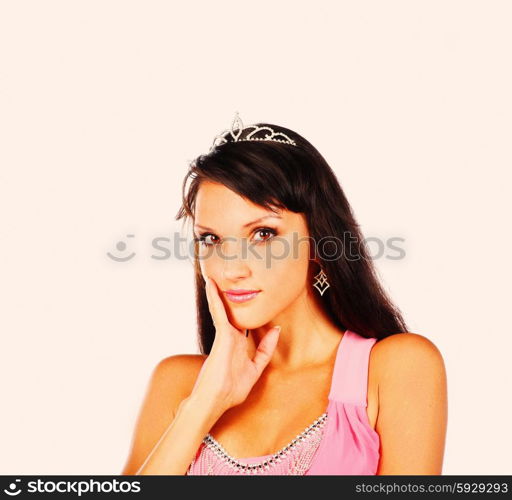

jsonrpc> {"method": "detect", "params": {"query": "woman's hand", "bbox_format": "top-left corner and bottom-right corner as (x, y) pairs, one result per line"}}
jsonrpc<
(190, 276), (281, 414)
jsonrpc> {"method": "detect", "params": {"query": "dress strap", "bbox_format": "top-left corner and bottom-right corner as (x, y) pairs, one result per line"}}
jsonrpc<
(328, 329), (377, 406)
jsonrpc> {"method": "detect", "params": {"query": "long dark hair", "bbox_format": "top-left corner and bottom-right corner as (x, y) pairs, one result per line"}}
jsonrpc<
(175, 122), (408, 354)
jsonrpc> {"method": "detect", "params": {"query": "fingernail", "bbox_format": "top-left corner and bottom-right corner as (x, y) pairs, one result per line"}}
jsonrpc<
(275, 326), (281, 334)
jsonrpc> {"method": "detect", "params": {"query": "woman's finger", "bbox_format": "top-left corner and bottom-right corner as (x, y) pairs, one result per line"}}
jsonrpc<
(204, 276), (230, 331)
(252, 326), (281, 377)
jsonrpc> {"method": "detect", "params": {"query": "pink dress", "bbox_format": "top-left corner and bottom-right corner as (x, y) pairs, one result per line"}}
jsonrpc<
(186, 329), (380, 475)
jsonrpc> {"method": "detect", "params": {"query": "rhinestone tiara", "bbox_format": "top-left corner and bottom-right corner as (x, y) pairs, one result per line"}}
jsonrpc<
(209, 112), (297, 153)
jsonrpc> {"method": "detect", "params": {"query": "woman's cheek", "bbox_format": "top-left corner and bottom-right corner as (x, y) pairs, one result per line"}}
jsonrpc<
(258, 254), (306, 302)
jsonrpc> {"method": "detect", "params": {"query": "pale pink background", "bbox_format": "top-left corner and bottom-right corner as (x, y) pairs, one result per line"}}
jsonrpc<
(0, 1), (510, 474)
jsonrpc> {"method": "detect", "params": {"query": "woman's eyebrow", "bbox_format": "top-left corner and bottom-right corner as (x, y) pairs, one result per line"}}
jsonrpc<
(194, 214), (282, 232)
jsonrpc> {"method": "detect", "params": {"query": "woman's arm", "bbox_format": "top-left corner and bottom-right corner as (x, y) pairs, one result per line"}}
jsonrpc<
(374, 333), (448, 475)
(121, 355), (221, 475)
(133, 391), (225, 475)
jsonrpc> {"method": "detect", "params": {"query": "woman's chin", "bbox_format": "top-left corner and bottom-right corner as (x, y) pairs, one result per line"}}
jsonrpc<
(230, 316), (268, 332)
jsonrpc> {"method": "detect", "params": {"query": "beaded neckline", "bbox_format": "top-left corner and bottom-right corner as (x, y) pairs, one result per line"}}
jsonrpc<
(201, 411), (328, 471)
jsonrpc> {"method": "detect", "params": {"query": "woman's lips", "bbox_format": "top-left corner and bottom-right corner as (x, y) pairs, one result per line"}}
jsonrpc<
(224, 291), (261, 303)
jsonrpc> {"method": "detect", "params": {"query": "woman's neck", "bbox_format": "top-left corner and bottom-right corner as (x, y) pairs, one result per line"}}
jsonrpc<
(248, 287), (343, 371)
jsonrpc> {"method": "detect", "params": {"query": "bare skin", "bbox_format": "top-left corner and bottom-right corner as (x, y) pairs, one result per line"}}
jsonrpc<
(122, 330), (446, 473)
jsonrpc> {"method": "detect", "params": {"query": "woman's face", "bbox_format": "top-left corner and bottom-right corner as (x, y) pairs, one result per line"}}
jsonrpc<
(193, 181), (314, 331)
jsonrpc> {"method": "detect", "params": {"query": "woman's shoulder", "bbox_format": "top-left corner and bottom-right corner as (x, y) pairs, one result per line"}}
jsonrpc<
(153, 353), (208, 397)
(156, 352), (208, 369)
(369, 332), (446, 395)
(371, 332), (444, 365)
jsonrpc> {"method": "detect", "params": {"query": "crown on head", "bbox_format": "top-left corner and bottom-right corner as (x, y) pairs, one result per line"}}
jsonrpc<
(209, 112), (297, 152)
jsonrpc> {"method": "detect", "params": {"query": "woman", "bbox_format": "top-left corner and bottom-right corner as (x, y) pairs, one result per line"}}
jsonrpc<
(121, 113), (448, 475)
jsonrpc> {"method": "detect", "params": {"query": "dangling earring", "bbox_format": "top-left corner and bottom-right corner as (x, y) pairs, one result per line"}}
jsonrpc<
(313, 266), (330, 296)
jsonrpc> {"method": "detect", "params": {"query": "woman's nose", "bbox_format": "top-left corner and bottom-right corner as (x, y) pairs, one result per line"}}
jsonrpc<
(219, 237), (251, 279)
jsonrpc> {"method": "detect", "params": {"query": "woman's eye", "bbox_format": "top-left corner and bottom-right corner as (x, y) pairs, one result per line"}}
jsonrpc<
(195, 234), (218, 246)
(203, 235), (216, 246)
(253, 228), (277, 243)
